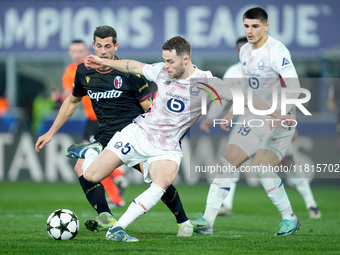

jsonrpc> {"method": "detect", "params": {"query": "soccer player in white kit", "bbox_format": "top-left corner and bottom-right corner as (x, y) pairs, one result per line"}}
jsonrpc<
(200, 37), (254, 217)
(192, 7), (302, 236)
(201, 37), (321, 219)
(80, 35), (293, 242)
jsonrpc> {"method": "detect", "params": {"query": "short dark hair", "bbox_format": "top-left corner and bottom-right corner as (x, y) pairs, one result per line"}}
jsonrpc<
(71, 39), (85, 45)
(243, 7), (268, 24)
(162, 36), (191, 57)
(93, 26), (117, 44)
(236, 37), (248, 45)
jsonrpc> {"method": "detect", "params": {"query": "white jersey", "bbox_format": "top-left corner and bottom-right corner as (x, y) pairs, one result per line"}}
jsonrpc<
(223, 62), (244, 79)
(223, 61), (247, 92)
(134, 62), (231, 151)
(239, 35), (299, 117)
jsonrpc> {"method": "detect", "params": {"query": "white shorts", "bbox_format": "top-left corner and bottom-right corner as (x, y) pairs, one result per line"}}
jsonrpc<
(284, 143), (294, 157)
(228, 116), (295, 161)
(106, 123), (183, 183)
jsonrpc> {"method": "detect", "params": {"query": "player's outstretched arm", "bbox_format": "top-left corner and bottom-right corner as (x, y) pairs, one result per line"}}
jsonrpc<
(85, 55), (146, 76)
(35, 95), (82, 153)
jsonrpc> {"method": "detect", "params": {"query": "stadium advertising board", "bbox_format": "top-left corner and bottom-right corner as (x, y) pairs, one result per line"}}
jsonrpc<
(0, 120), (339, 184)
(0, 0), (338, 57)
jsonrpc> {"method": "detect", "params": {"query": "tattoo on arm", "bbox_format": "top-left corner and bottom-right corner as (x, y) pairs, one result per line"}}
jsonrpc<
(126, 60), (130, 72)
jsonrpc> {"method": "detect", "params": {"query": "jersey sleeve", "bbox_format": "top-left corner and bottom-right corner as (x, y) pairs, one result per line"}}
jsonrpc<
(271, 43), (300, 110)
(72, 66), (87, 97)
(130, 74), (152, 102)
(142, 62), (165, 83)
(270, 43), (298, 79)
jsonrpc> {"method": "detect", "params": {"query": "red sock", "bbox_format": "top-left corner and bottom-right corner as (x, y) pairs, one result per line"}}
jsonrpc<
(102, 174), (124, 204)
(112, 168), (124, 178)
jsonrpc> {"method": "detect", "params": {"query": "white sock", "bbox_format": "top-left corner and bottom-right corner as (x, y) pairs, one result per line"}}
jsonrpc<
(288, 171), (317, 209)
(179, 220), (191, 226)
(257, 167), (296, 220)
(203, 157), (234, 225)
(82, 148), (99, 177)
(222, 179), (238, 209)
(116, 183), (165, 229)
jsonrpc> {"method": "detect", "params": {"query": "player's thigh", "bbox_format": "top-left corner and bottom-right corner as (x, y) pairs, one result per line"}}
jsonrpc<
(85, 148), (123, 183)
(224, 143), (255, 168)
(228, 125), (264, 154)
(253, 149), (280, 166)
(227, 126), (260, 164)
(259, 127), (295, 163)
(284, 143), (294, 157)
(148, 160), (179, 190)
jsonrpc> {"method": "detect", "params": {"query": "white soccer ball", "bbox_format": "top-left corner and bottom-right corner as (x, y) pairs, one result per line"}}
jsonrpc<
(46, 209), (79, 240)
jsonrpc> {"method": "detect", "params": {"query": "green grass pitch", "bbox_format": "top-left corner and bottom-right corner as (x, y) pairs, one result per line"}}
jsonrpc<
(0, 182), (339, 254)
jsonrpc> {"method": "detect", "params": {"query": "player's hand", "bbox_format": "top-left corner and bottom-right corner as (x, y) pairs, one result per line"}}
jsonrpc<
(220, 111), (234, 132)
(200, 119), (213, 133)
(84, 55), (105, 70)
(35, 132), (53, 153)
(269, 115), (296, 131)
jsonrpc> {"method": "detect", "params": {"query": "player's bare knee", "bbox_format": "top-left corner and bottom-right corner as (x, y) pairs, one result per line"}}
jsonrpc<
(154, 177), (173, 190)
(83, 170), (96, 183)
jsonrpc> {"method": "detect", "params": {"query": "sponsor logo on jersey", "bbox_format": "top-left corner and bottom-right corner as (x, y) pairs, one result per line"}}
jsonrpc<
(282, 58), (290, 66)
(248, 76), (260, 89)
(165, 92), (189, 113)
(258, 60), (264, 70)
(85, 76), (91, 84)
(166, 92), (189, 102)
(114, 76), (123, 89)
(167, 98), (185, 113)
(165, 80), (171, 85)
(87, 89), (123, 101)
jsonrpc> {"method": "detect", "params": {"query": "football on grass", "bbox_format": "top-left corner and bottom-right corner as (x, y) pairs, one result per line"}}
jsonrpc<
(46, 209), (79, 240)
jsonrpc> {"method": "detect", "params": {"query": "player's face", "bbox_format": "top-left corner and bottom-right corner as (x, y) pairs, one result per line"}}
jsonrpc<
(68, 43), (89, 64)
(93, 37), (118, 60)
(162, 50), (186, 79)
(243, 19), (268, 49)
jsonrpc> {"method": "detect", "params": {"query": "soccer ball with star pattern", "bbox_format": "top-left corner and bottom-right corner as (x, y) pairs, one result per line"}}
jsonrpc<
(46, 209), (79, 240)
